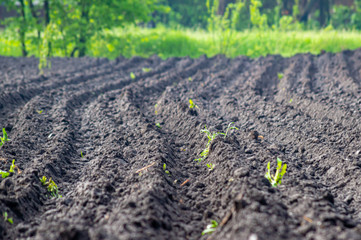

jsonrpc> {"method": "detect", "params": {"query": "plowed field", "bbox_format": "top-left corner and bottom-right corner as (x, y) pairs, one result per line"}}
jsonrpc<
(1, 49), (361, 240)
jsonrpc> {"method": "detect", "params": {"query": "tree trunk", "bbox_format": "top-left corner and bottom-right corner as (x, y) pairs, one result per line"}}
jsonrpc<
(299, 0), (318, 22)
(319, 0), (330, 27)
(19, 0), (27, 57)
(78, 1), (90, 57)
(218, 0), (235, 15)
(44, 0), (52, 56)
(29, 0), (41, 54)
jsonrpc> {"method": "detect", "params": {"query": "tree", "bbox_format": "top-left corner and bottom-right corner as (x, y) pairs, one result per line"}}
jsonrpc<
(48, 0), (169, 57)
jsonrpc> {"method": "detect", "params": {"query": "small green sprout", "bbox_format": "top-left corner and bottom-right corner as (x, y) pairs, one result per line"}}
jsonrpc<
(188, 77), (192, 81)
(219, 122), (238, 139)
(265, 158), (287, 187)
(195, 123), (238, 163)
(130, 72), (136, 79)
(40, 176), (62, 198)
(3, 212), (13, 224)
(154, 104), (158, 115)
(278, 73), (284, 80)
(202, 220), (218, 235)
(156, 123), (162, 129)
(40, 176), (47, 185)
(206, 163), (215, 170)
(81, 151), (84, 158)
(38, 110), (43, 114)
(289, 98), (293, 103)
(0, 170), (9, 178)
(142, 67), (152, 73)
(0, 128), (9, 148)
(163, 163), (170, 176)
(189, 99), (199, 109)
(9, 159), (16, 173)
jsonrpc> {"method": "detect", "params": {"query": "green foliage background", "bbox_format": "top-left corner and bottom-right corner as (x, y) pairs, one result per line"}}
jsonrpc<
(0, 0), (360, 66)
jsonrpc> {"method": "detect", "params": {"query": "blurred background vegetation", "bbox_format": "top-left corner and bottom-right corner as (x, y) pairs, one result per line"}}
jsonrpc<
(0, 0), (360, 64)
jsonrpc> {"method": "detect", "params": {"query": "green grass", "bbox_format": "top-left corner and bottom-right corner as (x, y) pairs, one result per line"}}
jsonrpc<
(1, 26), (361, 59)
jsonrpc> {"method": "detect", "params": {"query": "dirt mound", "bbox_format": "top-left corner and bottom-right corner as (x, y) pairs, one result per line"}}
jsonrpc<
(0, 49), (361, 240)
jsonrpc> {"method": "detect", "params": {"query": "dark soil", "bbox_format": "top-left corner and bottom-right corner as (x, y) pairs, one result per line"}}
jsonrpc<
(0, 49), (361, 240)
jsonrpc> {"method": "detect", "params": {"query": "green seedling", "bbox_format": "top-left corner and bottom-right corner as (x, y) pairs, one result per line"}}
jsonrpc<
(81, 151), (84, 158)
(3, 212), (13, 224)
(0, 128), (9, 148)
(189, 99), (199, 109)
(265, 158), (287, 187)
(142, 67), (152, 73)
(188, 77), (192, 81)
(278, 73), (284, 80)
(194, 123), (238, 163)
(219, 122), (239, 139)
(163, 163), (170, 176)
(289, 98), (293, 103)
(130, 72), (136, 79)
(0, 170), (9, 178)
(202, 220), (218, 235)
(154, 104), (158, 115)
(156, 123), (162, 129)
(206, 163), (215, 170)
(40, 176), (62, 198)
(9, 159), (15, 173)
(40, 176), (47, 185)
(38, 110), (43, 114)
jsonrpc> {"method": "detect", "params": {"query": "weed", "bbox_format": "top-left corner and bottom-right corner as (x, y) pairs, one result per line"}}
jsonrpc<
(206, 163), (215, 170)
(40, 176), (62, 198)
(81, 151), (84, 158)
(142, 67), (152, 73)
(195, 122), (238, 163)
(0, 128), (9, 148)
(38, 110), (43, 114)
(189, 99), (199, 109)
(156, 123), (162, 128)
(265, 157), (287, 187)
(278, 73), (284, 79)
(163, 163), (170, 176)
(3, 212), (13, 224)
(130, 72), (136, 79)
(289, 98), (293, 103)
(219, 122), (238, 139)
(188, 77), (192, 81)
(202, 220), (218, 235)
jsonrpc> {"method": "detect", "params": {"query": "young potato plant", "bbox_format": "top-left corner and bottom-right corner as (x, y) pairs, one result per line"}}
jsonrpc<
(265, 157), (287, 187)
(40, 176), (62, 198)
(0, 128), (9, 148)
(202, 220), (218, 235)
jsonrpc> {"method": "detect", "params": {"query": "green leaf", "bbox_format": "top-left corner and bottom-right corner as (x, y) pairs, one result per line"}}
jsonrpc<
(2, 128), (7, 142)
(0, 170), (9, 178)
(9, 159), (15, 173)
(7, 218), (13, 224)
(163, 163), (166, 171)
(130, 72), (136, 79)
